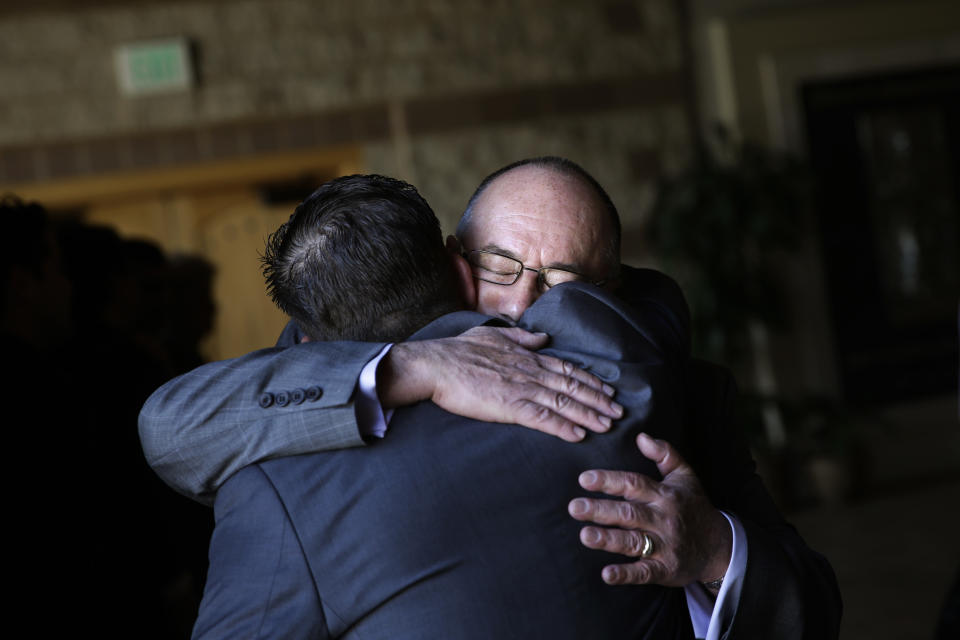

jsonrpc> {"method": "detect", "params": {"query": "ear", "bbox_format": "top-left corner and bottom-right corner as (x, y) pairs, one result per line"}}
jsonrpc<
(447, 235), (476, 310)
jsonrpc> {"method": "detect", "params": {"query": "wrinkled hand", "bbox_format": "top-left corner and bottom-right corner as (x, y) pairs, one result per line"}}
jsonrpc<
(568, 433), (731, 587)
(379, 326), (623, 442)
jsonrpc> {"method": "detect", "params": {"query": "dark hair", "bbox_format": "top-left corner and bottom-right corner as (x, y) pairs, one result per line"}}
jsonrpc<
(457, 156), (621, 274)
(0, 194), (52, 314)
(262, 174), (460, 342)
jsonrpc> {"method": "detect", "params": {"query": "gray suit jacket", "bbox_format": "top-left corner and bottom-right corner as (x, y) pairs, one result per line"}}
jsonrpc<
(140, 339), (385, 504)
(193, 283), (694, 639)
(141, 270), (841, 639)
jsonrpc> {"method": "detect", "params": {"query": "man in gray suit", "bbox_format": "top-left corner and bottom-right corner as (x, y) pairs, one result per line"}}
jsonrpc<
(142, 159), (840, 639)
(192, 173), (694, 637)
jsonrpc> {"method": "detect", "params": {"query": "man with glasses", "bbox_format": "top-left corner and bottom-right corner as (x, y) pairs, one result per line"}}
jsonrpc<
(142, 157), (840, 639)
(452, 156), (621, 325)
(192, 173), (698, 637)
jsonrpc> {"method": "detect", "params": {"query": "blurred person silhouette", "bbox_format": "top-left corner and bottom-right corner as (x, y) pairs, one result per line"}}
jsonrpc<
(0, 194), (73, 442)
(162, 255), (216, 374)
(1, 196), (211, 637)
(0, 194), (72, 355)
(26, 217), (211, 637)
(2, 194), (87, 631)
(120, 238), (175, 371)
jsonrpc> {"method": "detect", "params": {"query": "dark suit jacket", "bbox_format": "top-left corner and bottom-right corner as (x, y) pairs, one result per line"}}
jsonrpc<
(193, 283), (697, 639)
(613, 269), (841, 637)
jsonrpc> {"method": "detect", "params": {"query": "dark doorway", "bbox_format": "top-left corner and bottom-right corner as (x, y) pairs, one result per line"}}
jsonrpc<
(803, 65), (959, 404)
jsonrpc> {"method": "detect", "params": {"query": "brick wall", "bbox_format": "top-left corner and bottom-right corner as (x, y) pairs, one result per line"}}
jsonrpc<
(0, 0), (693, 258)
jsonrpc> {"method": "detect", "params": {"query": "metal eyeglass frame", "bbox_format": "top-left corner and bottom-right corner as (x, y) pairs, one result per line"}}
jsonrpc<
(462, 248), (607, 290)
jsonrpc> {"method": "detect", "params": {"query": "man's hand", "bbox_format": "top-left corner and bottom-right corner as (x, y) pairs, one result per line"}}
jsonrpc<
(377, 325), (623, 442)
(568, 433), (731, 588)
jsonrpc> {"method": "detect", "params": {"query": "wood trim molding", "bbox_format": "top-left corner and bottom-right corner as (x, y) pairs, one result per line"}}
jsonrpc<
(6, 145), (362, 209)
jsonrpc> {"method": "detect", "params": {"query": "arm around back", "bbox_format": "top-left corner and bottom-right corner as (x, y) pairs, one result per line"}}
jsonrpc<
(139, 340), (387, 504)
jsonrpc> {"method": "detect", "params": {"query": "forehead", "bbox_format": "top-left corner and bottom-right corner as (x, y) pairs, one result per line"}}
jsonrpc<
(465, 166), (611, 268)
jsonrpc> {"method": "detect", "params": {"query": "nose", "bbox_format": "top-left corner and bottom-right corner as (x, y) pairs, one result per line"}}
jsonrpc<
(500, 269), (541, 323)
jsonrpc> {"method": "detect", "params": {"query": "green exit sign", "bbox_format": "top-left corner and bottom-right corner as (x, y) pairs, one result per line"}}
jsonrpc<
(115, 38), (193, 95)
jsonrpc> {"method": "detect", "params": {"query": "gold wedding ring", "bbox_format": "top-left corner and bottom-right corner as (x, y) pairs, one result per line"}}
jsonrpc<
(640, 532), (654, 558)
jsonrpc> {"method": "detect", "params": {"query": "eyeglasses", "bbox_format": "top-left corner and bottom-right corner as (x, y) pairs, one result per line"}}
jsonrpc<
(463, 249), (606, 291)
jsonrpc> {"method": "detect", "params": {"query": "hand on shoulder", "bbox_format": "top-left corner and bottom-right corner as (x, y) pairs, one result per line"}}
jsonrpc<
(377, 326), (624, 442)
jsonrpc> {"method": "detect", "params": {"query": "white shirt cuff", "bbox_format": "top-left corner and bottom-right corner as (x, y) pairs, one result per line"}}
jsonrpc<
(684, 511), (747, 640)
(355, 344), (395, 438)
